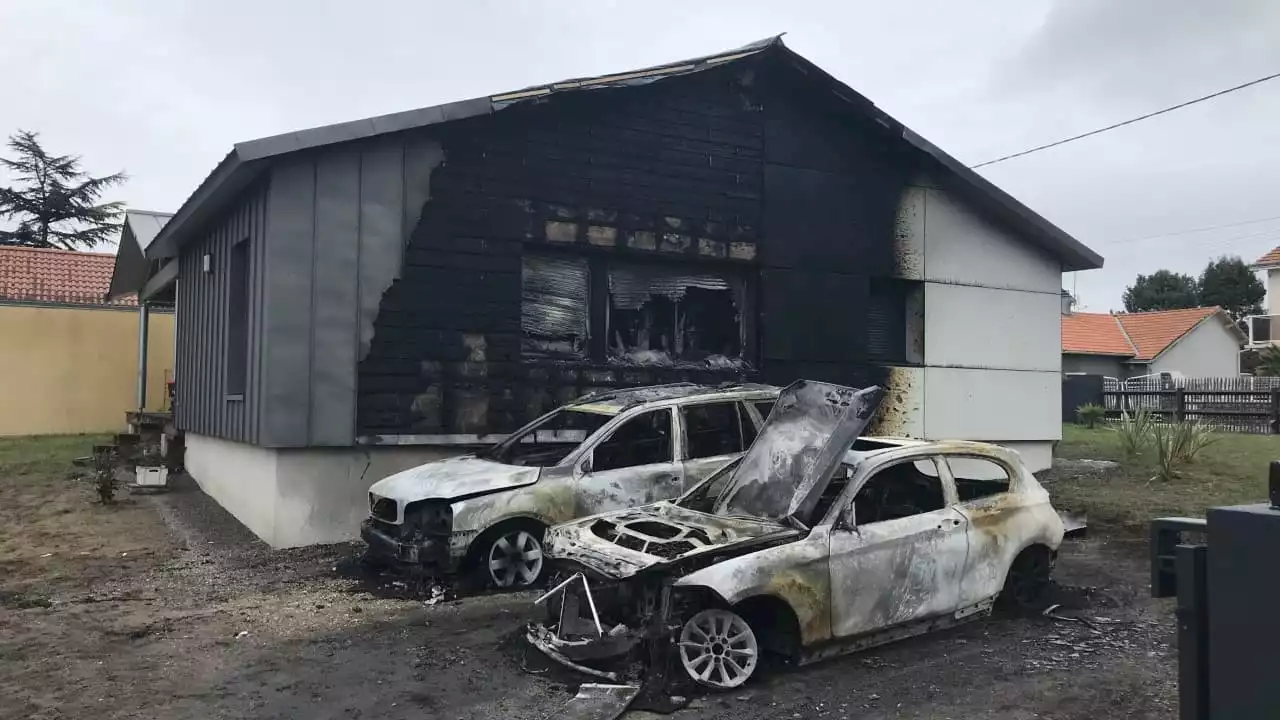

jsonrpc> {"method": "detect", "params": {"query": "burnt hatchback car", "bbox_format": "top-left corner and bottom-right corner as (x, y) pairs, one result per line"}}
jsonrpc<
(531, 380), (1065, 689)
(362, 383), (780, 589)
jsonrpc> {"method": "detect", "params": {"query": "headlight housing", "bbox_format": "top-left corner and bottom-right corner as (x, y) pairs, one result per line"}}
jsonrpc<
(403, 500), (453, 536)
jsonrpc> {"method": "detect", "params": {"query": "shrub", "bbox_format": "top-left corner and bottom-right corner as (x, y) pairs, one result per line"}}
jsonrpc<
(1115, 408), (1156, 457)
(1150, 420), (1216, 482)
(1075, 403), (1106, 429)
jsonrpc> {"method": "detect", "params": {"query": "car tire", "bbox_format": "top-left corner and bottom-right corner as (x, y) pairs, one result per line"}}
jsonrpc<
(677, 608), (760, 690)
(475, 522), (548, 591)
(999, 545), (1055, 612)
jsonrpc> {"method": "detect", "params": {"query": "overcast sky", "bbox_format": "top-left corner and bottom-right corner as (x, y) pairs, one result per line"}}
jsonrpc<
(4, 0), (1279, 311)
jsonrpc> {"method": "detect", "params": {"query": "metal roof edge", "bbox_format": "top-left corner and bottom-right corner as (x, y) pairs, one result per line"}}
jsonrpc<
(899, 127), (1104, 272)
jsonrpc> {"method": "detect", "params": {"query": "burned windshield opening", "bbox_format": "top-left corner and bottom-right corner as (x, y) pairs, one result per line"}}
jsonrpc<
(480, 408), (612, 467)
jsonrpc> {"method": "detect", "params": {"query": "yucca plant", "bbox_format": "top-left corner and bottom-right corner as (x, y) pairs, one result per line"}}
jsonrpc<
(1115, 408), (1155, 457)
(1150, 421), (1181, 483)
(1173, 420), (1216, 464)
(1075, 403), (1106, 429)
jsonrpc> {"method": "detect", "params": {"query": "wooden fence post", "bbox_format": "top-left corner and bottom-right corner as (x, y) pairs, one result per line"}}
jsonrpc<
(1175, 388), (1186, 423)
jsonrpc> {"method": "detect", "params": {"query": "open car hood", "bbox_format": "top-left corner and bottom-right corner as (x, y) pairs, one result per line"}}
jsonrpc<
(714, 380), (883, 524)
(543, 502), (800, 579)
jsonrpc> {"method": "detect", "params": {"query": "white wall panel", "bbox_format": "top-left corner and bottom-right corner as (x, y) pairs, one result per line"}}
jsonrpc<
(923, 366), (1061, 441)
(924, 283), (1061, 371)
(923, 188), (1060, 293)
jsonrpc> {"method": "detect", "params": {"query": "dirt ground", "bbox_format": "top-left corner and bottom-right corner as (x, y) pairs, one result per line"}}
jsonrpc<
(0, 443), (1177, 720)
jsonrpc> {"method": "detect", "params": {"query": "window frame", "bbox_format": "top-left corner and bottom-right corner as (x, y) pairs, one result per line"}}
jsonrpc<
(678, 399), (748, 462)
(582, 406), (676, 473)
(938, 453), (1018, 503)
(225, 236), (251, 399)
(832, 452), (957, 529)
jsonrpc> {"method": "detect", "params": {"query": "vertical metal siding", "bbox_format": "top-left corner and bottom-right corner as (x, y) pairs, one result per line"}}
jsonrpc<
(173, 180), (269, 444)
(310, 148), (362, 445)
(260, 157), (317, 446)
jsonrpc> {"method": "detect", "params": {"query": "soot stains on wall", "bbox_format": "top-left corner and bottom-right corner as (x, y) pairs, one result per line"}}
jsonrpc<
(356, 50), (923, 438)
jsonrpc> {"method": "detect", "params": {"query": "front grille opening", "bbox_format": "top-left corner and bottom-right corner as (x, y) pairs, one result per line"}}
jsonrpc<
(625, 521), (681, 539)
(371, 496), (397, 522)
(592, 521), (620, 541)
(647, 540), (697, 559)
(615, 534), (646, 553)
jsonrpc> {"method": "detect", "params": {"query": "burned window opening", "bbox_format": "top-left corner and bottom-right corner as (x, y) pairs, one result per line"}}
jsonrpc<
(522, 254), (590, 359)
(606, 264), (748, 369)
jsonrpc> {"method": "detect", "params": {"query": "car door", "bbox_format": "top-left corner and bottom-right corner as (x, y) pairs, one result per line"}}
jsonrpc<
(679, 401), (754, 491)
(828, 455), (970, 639)
(945, 454), (1020, 608)
(574, 407), (684, 516)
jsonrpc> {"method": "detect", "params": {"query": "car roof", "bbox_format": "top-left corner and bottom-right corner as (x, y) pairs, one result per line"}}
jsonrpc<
(564, 382), (780, 414)
(845, 437), (1021, 462)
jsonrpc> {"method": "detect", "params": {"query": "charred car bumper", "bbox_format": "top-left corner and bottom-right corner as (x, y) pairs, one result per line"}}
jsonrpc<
(360, 519), (452, 568)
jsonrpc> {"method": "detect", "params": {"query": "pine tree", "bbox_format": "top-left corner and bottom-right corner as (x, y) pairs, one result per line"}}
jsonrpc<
(0, 130), (126, 250)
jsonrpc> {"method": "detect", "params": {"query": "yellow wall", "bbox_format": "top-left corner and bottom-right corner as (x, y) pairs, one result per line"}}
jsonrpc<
(0, 304), (175, 436)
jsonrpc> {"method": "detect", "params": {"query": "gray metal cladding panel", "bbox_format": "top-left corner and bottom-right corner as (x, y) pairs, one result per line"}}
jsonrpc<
(173, 181), (268, 444)
(261, 158), (317, 446)
(309, 148), (362, 445)
(358, 141), (406, 359)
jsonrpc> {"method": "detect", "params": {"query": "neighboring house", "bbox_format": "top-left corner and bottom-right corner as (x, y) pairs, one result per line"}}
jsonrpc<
(1247, 246), (1280, 347)
(0, 223), (175, 436)
(1062, 306), (1244, 379)
(132, 37), (1103, 548)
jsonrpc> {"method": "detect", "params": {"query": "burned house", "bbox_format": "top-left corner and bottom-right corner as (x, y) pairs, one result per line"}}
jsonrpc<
(137, 37), (1102, 547)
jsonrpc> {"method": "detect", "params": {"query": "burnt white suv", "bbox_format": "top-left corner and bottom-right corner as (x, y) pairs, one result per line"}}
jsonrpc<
(361, 383), (780, 588)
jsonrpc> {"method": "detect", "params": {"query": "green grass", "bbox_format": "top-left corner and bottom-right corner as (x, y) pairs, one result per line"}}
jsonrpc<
(1051, 424), (1277, 531)
(0, 434), (171, 564)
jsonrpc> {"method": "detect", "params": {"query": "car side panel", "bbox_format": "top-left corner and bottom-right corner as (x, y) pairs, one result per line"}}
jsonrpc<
(953, 479), (1065, 607)
(674, 529), (834, 646)
(448, 471), (577, 559)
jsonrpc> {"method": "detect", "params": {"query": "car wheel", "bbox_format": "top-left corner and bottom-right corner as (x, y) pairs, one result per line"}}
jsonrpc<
(1000, 546), (1054, 611)
(484, 526), (546, 589)
(677, 608), (759, 690)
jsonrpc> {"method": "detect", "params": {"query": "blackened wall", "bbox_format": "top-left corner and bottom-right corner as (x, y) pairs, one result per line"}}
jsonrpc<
(357, 51), (920, 438)
(756, 58), (916, 387)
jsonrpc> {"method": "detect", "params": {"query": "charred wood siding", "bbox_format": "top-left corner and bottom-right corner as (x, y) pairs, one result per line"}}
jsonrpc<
(357, 56), (920, 437)
(357, 66), (765, 436)
(756, 60), (918, 388)
(174, 181), (269, 443)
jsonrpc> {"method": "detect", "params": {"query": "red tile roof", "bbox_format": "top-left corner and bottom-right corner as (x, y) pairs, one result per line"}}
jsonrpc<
(1254, 246), (1280, 268)
(1062, 307), (1226, 361)
(1062, 312), (1134, 356)
(0, 245), (136, 306)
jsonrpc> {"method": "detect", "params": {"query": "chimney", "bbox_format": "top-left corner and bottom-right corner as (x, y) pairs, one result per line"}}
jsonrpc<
(1061, 289), (1075, 316)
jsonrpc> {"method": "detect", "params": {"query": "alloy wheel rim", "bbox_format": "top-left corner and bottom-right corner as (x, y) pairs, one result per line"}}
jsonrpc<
(678, 609), (758, 689)
(488, 530), (543, 588)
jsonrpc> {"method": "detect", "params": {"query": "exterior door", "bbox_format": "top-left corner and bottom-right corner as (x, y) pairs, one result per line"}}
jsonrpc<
(828, 457), (970, 639)
(575, 408), (683, 516)
(679, 401), (754, 491)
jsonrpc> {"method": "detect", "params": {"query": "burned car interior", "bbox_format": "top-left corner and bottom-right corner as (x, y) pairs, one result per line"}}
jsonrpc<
(590, 409), (672, 472)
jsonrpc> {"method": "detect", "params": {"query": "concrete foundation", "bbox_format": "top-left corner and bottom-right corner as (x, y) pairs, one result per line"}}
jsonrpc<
(185, 433), (459, 548)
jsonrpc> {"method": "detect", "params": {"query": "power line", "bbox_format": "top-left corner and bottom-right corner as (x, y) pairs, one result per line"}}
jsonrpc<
(971, 69), (1280, 169)
(1100, 213), (1280, 245)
